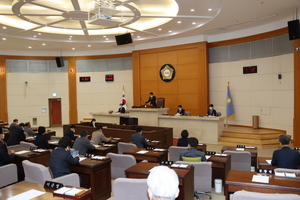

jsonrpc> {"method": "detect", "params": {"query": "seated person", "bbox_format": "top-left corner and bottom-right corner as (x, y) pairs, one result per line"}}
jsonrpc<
(177, 130), (189, 147)
(207, 104), (217, 116)
(179, 137), (206, 161)
(271, 135), (300, 169)
(34, 126), (50, 149)
(0, 127), (15, 166)
(90, 118), (96, 127)
(9, 119), (18, 132)
(132, 126), (147, 148)
(24, 122), (35, 137)
(175, 105), (185, 116)
(147, 166), (179, 200)
(7, 123), (26, 146)
(117, 103), (126, 113)
(73, 130), (96, 156)
(90, 126), (111, 145)
(48, 136), (79, 178)
(64, 124), (77, 141)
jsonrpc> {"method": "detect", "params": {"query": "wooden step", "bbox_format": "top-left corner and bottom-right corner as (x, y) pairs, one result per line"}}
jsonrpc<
(219, 136), (279, 144)
(218, 140), (281, 149)
(221, 132), (282, 139)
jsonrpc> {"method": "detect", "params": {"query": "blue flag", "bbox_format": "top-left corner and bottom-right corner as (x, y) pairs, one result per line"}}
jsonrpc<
(226, 83), (235, 120)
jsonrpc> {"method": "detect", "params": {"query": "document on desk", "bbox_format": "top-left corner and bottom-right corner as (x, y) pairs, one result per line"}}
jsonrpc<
(49, 141), (58, 144)
(252, 175), (269, 183)
(205, 156), (211, 160)
(8, 189), (45, 200)
(79, 157), (87, 162)
(15, 150), (30, 154)
(266, 160), (272, 164)
(236, 148), (245, 151)
(137, 150), (149, 154)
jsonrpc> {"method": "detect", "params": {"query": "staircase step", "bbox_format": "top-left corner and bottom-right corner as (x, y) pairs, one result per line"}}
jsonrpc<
(221, 132), (282, 139)
(219, 136), (278, 144)
(218, 140), (281, 149)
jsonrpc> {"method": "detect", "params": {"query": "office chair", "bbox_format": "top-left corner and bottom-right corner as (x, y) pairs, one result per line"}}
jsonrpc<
(0, 164), (18, 188)
(177, 161), (212, 199)
(223, 150), (251, 171)
(113, 178), (148, 200)
(22, 160), (80, 187)
(117, 142), (137, 154)
(168, 146), (187, 162)
(106, 153), (136, 179)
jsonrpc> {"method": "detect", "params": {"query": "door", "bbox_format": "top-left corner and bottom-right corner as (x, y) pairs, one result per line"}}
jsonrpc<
(49, 98), (62, 127)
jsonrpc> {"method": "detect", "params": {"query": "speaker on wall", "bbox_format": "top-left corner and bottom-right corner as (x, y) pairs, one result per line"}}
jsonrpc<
(115, 33), (133, 45)
(55, 56), (64, 67)
(288, 19), (300, 40)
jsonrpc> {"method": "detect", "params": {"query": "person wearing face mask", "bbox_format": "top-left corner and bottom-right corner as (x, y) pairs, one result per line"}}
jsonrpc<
(64, 124), (77, 141)
(207, 104), (217, 116)
(90, 118), (96, 127)
(0, 127), (15, 166)
(48, 136), (79, 178)
(145, 92), (157, 107)
(175, 105), (185, 116)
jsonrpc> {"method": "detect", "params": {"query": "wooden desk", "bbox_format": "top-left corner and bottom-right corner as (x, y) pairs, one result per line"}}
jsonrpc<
(123, 148), (168, 163)
(70, 157), (111, 200)
(197, 144), (207, 152)
(87, 144), (117, 156)
(258, 157), (275, 170)
(207, 154), (231, 186)
(225, 170), (300, 200)
(0, 181), (91, 200)
(12, 148), (51, 167)
(125, 162), (194, 200)
(221, 146), (257, 168)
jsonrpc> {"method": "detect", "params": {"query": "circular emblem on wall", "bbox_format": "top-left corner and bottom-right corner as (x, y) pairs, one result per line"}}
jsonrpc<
(160, 64), (176, 82)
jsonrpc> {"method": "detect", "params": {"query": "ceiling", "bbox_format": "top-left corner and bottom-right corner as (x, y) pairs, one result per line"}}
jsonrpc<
(0, 0), (299, 52)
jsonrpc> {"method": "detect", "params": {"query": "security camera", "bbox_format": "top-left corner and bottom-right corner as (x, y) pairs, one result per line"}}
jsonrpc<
(25, 81), (28, 84)
(296, 47), (300, 52)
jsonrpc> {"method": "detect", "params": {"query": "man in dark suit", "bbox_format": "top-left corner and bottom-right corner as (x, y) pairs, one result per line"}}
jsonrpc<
(7, 123), (26, 146)
(271, 135), (300, 169)
(48, 136), (79, 178)
(176, 105), (185, 116)
(131, 126), (147, 148)
(207, 104), (217, 116)
(179, 137), (206, 161)
(64, 124), (77, 141)
(73, 130), (96, 155)
(145, 92), (157, 107)
(117, 103), (126, 113)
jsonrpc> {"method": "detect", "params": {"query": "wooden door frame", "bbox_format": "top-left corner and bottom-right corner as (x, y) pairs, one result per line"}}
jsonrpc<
(48, 98), (62, 127)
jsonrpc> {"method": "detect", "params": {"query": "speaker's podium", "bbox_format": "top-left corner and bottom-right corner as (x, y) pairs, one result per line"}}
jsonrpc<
(119, 116), (138, 125)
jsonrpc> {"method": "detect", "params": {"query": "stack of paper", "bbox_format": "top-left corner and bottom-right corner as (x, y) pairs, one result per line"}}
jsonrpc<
(54, 187), (86, 196)
(15, 150), (30, 154)
(252, 175), (269, 183)
(137, 150), (148, 154)
(7, 189), (45, 200)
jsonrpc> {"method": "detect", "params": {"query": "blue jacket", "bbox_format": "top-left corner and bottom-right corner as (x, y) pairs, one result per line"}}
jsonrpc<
(131, 133), (147, 148)
(271, 146), (300, 169)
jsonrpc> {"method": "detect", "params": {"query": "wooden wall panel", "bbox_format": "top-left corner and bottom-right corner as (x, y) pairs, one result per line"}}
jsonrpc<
(66, 57), (78, 124)
(294, 39), (300, 146)
(132, 51), (141, 106)
(0, 56), (8, 123)
(133, 42), (208, 115)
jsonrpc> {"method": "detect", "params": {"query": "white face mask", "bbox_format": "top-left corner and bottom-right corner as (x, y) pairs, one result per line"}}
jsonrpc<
(1, 134), (4, 140)
(209, 107), (213, 110)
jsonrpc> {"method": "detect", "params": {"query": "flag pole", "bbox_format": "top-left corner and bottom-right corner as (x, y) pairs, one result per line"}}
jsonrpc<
(225, 82), (230, 127)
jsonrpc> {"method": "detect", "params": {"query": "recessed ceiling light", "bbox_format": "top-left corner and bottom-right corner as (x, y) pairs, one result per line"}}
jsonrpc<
(38, 33), (41, 35)
(28, 46), (32, 49)
(2, 38), (6, 40)
(69, 38), (72, 40)
(169, 30), (172, 33)
(177, 21), (181, 24)
(208, 8), (212, 11)
(192, 22), (196, 25)
(190, 9), (194, 12)
(33, 35), (36, 37)
(88, 45), (91, 47)
(137, 36), (140, 38)
(42, 43), (45, 45)
(70, 36), (73, 38)
(3, 27), (6, 29)
(106, 38), (109, 40)
(158, 28), (162, 31)
(72, 48), (75, 50)
(103, 36), (106, 38)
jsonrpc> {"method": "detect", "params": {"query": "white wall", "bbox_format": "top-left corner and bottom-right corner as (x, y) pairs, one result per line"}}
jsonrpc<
(7, 72), (69, 127)
(76, 70), (133, 121)
(209, 54), (294, 135)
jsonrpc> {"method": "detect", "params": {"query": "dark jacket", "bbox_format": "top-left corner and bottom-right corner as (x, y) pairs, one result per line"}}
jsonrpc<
(118, 107), (126, 113)
(48, 147), (79, 178)
(207, 109), (217, 116)
(177, 138), (189, 147)
(64, 129), (77, 141)
(35, 134), (50, 149)
(145, 96), (157, 107)
(176, 109), (185, 116)
(131, 133), (147, 148)
(271, 146), (300, 169)
(73, 137), (96, 155)
(7, 127), (26, 146)
(0, 141), (15, 166)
